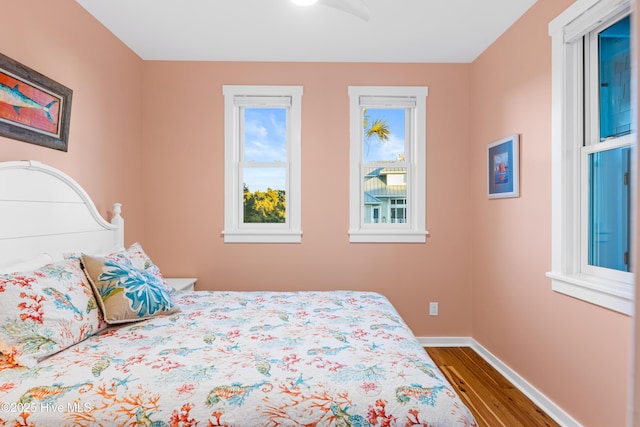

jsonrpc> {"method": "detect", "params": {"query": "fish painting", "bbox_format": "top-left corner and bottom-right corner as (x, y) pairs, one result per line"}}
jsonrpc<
(0, 82), (58, 124)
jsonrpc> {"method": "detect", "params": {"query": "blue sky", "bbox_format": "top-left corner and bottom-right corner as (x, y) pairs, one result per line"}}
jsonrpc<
(243, 107), (287, 192)
(363, 108), (406, 163)
(244, 108), (287, 163)
(242, 107), (406, 192)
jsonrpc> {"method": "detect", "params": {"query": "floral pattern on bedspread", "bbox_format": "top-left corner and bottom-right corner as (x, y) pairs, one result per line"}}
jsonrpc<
(0, 291), (476, 427)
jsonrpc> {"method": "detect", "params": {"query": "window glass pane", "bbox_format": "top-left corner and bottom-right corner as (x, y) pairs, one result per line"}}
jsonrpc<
(243, 108), (287, 162)
(363, 108), (405, 162)
(243, 167), (286, 223)
(390, 198), (406, 223)
(588, 146), (631, 271)
(362, 167), (407, 224)
(599, 16), (631, 141)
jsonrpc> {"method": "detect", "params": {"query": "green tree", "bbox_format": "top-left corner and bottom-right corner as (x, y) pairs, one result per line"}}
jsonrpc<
(243, 184), (286, 223)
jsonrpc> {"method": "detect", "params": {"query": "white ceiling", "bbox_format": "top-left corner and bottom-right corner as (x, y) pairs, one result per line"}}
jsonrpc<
(75, 0), (537, 63)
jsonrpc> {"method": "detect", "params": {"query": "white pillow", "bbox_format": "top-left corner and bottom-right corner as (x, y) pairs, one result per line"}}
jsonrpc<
(0, 254), (53, 274)
(0, 258), (107, 367)
(63, 245), (125, 260)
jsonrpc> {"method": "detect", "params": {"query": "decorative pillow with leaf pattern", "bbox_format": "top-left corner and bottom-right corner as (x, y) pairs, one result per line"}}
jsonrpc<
(0, 259), (107, 367)
(66, 243), (171, 294)
(118, 243), (171, 292)
(81, 254), (179, 324)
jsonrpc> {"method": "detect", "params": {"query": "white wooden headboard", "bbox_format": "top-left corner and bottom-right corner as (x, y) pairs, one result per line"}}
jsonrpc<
(0, 160), (124, 264)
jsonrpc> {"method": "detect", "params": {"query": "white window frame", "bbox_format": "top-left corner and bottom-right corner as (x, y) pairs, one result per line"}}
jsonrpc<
(547, 0), (634, 314)
(348, 86), (428, 243)
(222, 85), (303, 243)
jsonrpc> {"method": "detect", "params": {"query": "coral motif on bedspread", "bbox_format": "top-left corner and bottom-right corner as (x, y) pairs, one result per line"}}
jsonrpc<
(0, 291), (477, 426)
(0, 259), (106, 368)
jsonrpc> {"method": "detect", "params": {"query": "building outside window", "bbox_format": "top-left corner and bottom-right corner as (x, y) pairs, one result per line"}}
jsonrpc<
(348, 86), (428, 243)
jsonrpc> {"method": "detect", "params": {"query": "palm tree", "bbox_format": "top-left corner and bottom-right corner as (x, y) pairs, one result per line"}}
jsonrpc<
(363, 109), (391, 157)
(363, 109), (391, 142)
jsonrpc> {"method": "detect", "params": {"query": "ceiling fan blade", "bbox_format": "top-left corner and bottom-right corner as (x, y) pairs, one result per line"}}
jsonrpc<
(319, 0), (370, 21)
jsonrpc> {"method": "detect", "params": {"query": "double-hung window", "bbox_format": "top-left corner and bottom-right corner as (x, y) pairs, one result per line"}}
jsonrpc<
(348, 86), (428, 243)
(548, 0), (634, 314)
(222, 86), (303, 243)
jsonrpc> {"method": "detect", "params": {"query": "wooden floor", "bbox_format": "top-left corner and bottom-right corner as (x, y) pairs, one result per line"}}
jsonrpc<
(426, 347), (560, 427)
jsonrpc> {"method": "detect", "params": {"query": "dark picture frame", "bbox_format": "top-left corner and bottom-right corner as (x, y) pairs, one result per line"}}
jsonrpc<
(487, 134), (520, 199)
(0, 52), (72, 151)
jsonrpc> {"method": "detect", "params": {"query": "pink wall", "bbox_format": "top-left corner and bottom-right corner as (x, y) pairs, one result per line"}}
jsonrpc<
(1, 0), (638, 425)
(0, 0), (146, 244)
(141, 61), (475, 337)
(470, 1), (633, 425)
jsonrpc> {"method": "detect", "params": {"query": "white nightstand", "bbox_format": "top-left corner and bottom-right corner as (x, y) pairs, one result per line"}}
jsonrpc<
(165, 277), (197, 292)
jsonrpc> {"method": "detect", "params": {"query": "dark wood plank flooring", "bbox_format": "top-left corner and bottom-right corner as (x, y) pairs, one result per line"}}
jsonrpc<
(426, 347), (560, 427)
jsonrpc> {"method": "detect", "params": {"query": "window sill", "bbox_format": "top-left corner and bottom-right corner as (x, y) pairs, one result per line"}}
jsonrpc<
(223, 230), (302, 243)
(349, 229), (429, 243)
(546, 271), (633, 315)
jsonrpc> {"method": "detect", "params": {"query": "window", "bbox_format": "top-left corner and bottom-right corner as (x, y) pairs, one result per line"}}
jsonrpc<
(348, 86), (428, 242)
(390, 198), (407, 224)
(548, 0), (634, 314)
(222, 86), (303, 243)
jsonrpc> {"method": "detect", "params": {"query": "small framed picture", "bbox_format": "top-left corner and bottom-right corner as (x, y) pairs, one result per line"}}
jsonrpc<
(487, 134), (519, 199)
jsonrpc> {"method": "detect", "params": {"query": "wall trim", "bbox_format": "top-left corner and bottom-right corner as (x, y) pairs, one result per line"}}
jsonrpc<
(418, 336), (582, 427)
(417, 336), (472, 347)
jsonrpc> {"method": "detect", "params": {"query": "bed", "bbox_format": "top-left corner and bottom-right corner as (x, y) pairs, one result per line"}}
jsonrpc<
(0, 161), (477, 426)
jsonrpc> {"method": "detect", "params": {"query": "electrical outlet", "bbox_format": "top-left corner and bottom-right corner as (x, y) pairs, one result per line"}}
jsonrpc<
(429, 302), (439, 316)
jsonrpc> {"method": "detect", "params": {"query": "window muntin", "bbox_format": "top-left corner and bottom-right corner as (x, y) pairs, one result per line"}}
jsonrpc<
(363, 167), (408, 225)
(348, 86), (428, 243)
(548, 0), (634, 315)
(242, 168), (287, 224)
(223, 86), (302, 243)
(582, 14), (633, 280)
(361, 108), (409, 227)
(240, 107), (288, 225)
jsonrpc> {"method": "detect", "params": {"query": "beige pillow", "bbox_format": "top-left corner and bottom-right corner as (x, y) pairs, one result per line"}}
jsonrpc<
(66, 243), (171, 293)
(81, 254), (179, 324)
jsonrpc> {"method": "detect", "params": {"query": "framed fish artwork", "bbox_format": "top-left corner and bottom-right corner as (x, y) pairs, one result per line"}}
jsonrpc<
(0, 52), (72, 151)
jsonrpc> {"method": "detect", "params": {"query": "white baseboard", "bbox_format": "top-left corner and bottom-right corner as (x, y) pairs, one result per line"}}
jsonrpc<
(417, 336), (472, 347)
(418, 336), (581, 427)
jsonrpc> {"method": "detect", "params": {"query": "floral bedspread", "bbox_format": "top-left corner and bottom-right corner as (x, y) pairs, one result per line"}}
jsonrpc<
(0, 291), (476, 426)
